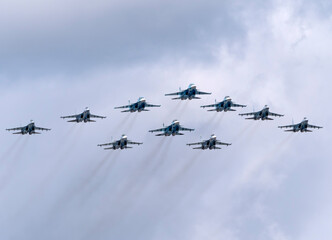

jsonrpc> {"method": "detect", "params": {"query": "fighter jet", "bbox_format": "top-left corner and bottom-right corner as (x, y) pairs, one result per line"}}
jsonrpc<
(187, 134), (231, 150)
(114, 97), (161, 113)
(165, 84), (211, 100)
(60, 107), (106, 123)
(201, 96), (247, 112)
(149, 120), (194, 136)
(98, 134), (143, 150)
(278, 118), (323, 132)
(6, 120), (51, 135)
(239, 105), (284, 120)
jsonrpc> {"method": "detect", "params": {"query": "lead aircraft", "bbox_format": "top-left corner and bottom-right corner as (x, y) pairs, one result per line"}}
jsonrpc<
(165, 84), (211, 100)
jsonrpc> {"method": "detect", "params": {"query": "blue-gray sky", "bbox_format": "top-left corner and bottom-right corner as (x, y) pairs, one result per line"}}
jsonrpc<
(0, 0), (331, 239)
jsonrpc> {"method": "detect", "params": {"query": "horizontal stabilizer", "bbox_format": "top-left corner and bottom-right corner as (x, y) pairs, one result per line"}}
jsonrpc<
(155, 133), (166, 136)
(207, 109), (217, 112)
(213, 147), (221, 149)
(175, 133), (184, 135)
(87, 119), (96, 122)
(228, 109), (236, 111)
(32, 132), (41, 134)
(193, 147), (203, 149)
(171, 97), (182, 100)
(13, 132), (22, 135)
(265, 117), (274, 120)
(304, 129), (312, 132)
(125, 146), (133, 149)
(104, 147), (115, 150)
(285, 129), (295, 132)
(67, 120), (77, 122)
(245, 117), (256, 120)
(121, 110), (132, 113)
(191, 97), (201, 99)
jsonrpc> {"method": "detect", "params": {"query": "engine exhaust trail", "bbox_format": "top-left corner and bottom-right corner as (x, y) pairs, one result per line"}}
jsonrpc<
(0, 136), (29, 192)
(108, 115), (132, 136)
(176, 101), (189, 119)
(111, 138), (168, 203)
(231, 122), (255, 143)
(0, 137), (23, 165)
(123, 113), (138, 134)
(164, 151), (203, 190)
(82, 151), (120, 199)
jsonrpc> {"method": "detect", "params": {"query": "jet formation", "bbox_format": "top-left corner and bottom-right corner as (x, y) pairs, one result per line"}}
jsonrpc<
(5, 83), (323, 151)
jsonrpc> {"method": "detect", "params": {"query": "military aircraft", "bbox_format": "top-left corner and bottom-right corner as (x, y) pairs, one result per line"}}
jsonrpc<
(60, 107), (106, 122)
(278, 118), (323, 132)
(149, 120), (194, 136)
(165, 84), (211, 100)
(114, 97), (161, 113)
(239, 105), (284, 120)
(6, 120), (51, 135)
(201, 96), (247, 112)
(98, 134), (143, 150)
(187, 134), (231, 150)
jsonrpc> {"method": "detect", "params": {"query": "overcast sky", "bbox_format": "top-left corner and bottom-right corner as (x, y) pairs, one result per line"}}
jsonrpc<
(0, 0), (331, 239)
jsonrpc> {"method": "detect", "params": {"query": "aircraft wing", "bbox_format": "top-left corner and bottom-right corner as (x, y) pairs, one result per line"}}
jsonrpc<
(145, 103), (161, 108)
(6, 127), (22, 131)
(216, 141), (231, 146)
(307, 124), (323, 129)
(165, 91), (183, 96)
(196, 90), (211, 95)
(201, 103), (217, 108)
(269, 111), (284, 117)
(35, 126), (51, 131)
(187, 141), (203, 146)
(179, 126), (195, 132)
(98, 141), (116, 147)
(114, 104), (131, 109)
(61, 114), (78, 119)
(149, 127), (166, 133)
(278, 124), (295, 129)
(232, 103), (247, 108)
(90, 114), (106, 119)
(127, 140), (143, 145)
(239, 111), (257, 116)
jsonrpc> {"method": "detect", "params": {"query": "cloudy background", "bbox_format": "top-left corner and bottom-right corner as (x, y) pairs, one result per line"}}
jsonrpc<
(0, 0), (331, 239)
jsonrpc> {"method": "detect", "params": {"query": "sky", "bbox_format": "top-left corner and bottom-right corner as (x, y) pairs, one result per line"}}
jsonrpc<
(0, 0), (331, 239)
